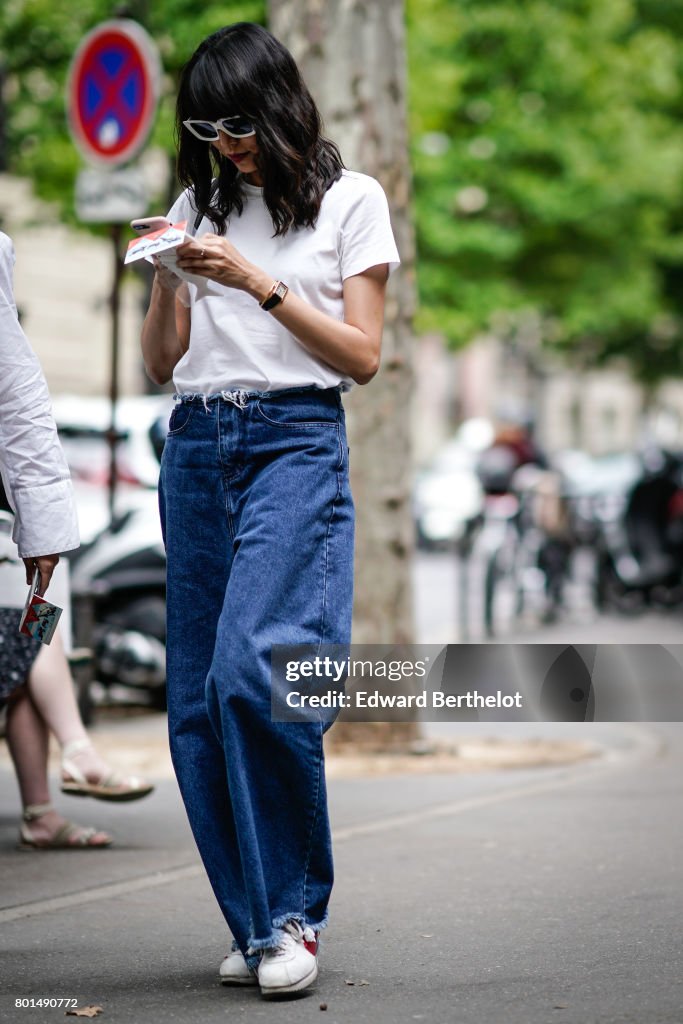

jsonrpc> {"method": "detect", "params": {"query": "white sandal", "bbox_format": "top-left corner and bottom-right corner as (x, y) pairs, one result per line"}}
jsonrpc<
(61, 738), (154, 802)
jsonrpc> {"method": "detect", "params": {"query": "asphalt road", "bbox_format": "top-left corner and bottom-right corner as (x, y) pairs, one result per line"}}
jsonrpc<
(1, 722), (681, 1024)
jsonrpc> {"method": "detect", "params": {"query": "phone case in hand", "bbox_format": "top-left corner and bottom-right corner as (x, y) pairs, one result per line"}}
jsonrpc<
(19, 569), (62, 645)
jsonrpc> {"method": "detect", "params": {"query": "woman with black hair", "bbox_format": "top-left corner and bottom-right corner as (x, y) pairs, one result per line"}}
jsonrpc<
(141, 22), (399, 998)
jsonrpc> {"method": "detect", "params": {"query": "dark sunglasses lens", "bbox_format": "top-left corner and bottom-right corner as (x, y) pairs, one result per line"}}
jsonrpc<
(189, 121), (219, 140)
(219, 117), (254, 136)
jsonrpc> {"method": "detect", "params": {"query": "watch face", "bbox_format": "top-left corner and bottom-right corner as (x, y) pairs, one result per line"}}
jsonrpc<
(262, 281), (288, 309)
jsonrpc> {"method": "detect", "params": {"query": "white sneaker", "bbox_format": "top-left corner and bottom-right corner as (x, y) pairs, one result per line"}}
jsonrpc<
(219, 948), (258, 986)
(258, 921), (319, 998)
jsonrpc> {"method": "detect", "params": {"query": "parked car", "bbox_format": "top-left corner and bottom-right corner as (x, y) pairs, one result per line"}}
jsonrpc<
(52, 394), (173, 542)
(413, 429), (487, 549)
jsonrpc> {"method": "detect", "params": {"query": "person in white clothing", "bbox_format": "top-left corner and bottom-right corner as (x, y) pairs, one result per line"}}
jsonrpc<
(0, 232), (153, 849)
(0, 231), (79, 592)
(141, 22), (399, 999)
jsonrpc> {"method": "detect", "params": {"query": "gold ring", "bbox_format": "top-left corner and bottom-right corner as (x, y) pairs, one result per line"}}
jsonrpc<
(200, 249), (206, 258)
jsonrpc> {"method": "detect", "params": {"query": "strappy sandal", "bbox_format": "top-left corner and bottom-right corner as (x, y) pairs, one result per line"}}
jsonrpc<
(60, 739), (155, 802)
(18, 802), (113, 850)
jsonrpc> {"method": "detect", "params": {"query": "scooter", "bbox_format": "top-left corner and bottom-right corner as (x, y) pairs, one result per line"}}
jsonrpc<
(594, 446), (683, 611)
(67, 490), (168, 715)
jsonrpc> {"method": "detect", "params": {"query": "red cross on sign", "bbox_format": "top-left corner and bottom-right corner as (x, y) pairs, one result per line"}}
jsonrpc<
(67, 19), (160, 167)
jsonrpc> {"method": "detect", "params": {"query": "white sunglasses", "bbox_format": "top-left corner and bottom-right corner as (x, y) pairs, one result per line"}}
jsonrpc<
(182, 115), (256, 141)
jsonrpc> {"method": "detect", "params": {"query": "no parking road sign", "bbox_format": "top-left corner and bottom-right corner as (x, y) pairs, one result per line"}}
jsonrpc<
(67, 19), (160, 167)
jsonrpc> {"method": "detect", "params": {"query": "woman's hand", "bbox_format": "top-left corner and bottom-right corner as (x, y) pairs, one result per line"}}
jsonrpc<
(151, 257), (191, 308)
(175, 234), (271, 297)
(23, 553), (59, 595)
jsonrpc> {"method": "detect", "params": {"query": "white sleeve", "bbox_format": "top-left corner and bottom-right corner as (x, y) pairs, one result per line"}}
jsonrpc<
(0, 235), (80, 558)
(339, 177), (401, 281)
(166, 189), (198, 232)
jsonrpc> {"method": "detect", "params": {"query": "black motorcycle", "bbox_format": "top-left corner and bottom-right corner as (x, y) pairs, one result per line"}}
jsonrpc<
(594, 446), (683, 611)
(65, 412), (170, 719)
(68, 492), (167, 719)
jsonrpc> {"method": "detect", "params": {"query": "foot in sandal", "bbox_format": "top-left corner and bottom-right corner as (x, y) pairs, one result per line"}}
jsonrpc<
(19, 803), (112, 849)
(61, 738), (155, 802)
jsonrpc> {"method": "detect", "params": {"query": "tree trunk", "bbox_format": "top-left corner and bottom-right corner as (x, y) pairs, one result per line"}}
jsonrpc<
(268, 0), (417, 748)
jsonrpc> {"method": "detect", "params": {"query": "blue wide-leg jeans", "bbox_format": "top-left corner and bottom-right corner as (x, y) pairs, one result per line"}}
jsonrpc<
(158, 386), (354, 961)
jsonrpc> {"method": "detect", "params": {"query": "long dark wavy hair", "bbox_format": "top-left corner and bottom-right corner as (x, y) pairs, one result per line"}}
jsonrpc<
(175, 23), (344, 236)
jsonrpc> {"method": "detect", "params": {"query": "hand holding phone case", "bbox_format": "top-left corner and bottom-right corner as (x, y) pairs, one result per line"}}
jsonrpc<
(19, 568), (62, 645)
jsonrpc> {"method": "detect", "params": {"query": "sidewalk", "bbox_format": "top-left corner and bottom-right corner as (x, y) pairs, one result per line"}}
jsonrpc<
(0, 721), (664, 1024)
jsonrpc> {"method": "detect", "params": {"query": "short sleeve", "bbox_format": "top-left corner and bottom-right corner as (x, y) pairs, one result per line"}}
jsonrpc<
(339, 176), (401, 281)
(166, 188), (197, 230)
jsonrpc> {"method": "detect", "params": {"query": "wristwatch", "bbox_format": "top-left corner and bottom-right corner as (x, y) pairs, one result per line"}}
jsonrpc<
(260, 280), (289, 311)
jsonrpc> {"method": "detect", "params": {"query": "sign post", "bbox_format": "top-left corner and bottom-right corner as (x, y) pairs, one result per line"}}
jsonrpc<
(66, 20), (160, 521)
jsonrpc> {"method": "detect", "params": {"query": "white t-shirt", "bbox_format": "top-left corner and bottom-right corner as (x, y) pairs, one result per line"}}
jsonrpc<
(166, 170), (400, 394)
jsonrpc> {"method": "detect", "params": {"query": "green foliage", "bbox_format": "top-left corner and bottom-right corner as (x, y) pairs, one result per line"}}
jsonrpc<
(0, 0), (265, 217)
(406, 0), (683, 382)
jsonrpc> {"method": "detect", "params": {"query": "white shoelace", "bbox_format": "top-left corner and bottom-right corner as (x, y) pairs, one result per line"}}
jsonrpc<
(269, 921), (316, 958)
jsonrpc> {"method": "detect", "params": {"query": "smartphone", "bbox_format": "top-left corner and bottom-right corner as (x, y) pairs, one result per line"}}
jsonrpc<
(130, 216), (171, 234)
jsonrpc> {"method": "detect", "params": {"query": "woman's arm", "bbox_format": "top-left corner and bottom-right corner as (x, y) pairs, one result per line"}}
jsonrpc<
(267, 266), (388, 385)
(140, 273), (191, 386)
(176, 235), (388, 385)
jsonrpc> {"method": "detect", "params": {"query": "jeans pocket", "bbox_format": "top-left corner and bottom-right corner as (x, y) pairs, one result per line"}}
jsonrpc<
(254, 392), (340, 430)
(167, 402), (196, 436)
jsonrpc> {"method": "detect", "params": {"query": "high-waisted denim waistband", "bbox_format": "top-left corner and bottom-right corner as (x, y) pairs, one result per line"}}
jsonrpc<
(173, 384), (343, 408)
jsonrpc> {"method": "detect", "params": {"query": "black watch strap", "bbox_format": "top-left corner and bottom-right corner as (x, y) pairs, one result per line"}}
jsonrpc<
(261, 281), (289, 311)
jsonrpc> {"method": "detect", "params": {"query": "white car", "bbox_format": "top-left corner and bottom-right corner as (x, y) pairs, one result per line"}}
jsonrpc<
(414, 440), (484, 548)
(52, 394), (174, 544)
